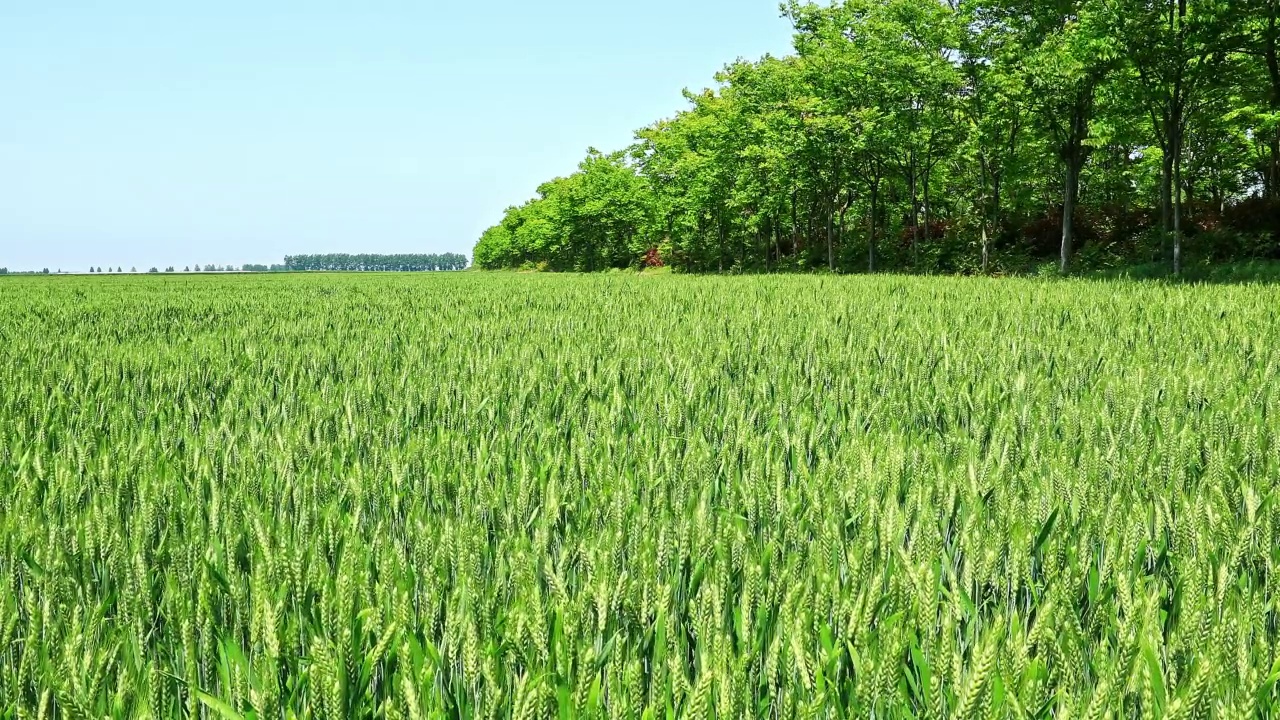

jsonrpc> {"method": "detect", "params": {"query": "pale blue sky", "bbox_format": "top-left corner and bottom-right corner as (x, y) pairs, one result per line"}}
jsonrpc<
(0, 2), (793, 271)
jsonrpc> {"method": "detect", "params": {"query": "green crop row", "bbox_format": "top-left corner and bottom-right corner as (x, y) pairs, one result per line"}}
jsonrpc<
(1, 273), (1278, 718)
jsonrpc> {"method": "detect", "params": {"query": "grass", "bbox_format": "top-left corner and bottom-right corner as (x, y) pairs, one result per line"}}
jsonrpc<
(1, 272), (1278, 718)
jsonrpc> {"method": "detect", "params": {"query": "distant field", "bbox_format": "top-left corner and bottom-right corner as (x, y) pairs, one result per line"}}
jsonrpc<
(2, 273), (1278, 718)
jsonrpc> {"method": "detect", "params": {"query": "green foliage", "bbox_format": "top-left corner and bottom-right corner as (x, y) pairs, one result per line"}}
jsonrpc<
(3, 272), (1280, 717)
(477, 0), (1279, 276)
(474, 150), (655, 271)
(283, 254), (468, 272)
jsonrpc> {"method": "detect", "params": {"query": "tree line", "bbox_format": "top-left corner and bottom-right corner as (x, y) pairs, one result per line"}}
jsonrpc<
(475, 0), (1280, 275)
(89, 265), (268, 272)
(283, 254), (468, 272)
(83, 256), (470, 273)
(4, 256), (470, 275)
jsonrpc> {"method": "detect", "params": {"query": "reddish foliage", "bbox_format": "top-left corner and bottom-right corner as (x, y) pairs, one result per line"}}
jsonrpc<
(1092, 205), (1156, 241)
(1222, 196), (1280, 237)
(1183, 201), (1223, 233)
(1007, 199), (1280, 260)
(1017, 208), (1098, 256)
(643, 247), (665, 268)
(896, 219), (953, 247)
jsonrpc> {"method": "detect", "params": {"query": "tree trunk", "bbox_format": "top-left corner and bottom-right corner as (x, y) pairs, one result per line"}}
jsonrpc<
(868, 177), (879, 273)
(981, 223), (990, 274)
(773, 220), (782, 268)
(718, 217), (725, 273)
(791, 188), (799, 259)
(1170, 0), (1187, 275)
(1160, 150), (1174, 234)
(1173, 147), (1183, 276)
(1062, 161), (1078, 274)
(827, 194), (835, 271)
(909, 151), (919, 268)
(808, 191), (822, 261)
(1266, 11), (1280, 198)
(1171, 111), (1185, 276)
(836, 191), (850, 272)
(993, 172), (1002, 223)
(923, 164), (933, 248)
(1270, 133), (1280, 198)
(701, 213), (711, 272)
(979, 158), (991, 274)
(760, 221), (768, 272)
(1059, 91), (1090, 274)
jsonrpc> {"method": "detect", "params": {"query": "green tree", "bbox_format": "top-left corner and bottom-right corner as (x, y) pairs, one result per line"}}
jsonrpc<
(475, 0), (1276, 275)
(1110, 0), (1243, 273)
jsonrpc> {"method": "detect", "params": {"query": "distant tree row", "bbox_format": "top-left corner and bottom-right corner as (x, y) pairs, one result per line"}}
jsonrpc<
(283, 254), (468, 271)
(85, 265), (247, 273)
(73, 258), (460, 272)
(477, 0), (1280, 276)
(5, 255), (469, 277)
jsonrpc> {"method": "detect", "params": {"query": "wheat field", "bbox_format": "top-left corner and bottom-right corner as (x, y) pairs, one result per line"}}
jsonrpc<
(1, 273), (1278, 718)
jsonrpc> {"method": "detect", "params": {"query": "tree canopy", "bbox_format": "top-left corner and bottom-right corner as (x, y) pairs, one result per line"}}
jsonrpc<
(476, 0), (1280, 275)
(282, 254), (468, 272)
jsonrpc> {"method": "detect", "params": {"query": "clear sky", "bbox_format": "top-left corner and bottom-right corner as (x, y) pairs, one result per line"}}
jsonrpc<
(0, 2), (795, 271)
